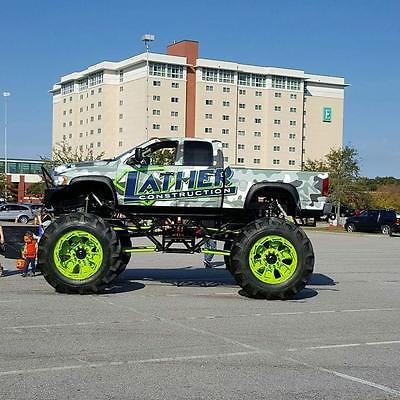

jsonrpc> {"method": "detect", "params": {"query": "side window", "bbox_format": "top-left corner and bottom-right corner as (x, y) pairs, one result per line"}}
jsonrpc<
(183, 141), (213, 166)
(144, 142), (178, 166)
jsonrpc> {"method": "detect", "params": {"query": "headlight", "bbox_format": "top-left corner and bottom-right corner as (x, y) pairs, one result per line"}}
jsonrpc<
(53, 175), (68, 186)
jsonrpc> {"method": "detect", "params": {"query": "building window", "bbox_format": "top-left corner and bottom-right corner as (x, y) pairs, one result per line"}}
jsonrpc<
(63, 110), (66, 116)
(222, 143), (229, 148)
(223, 101), (230, 107)
(119, 141), (123, 147)
(272, 76), (301, 90)
(97, 142), (101, 147)
(205, 113), (213, 119)
(255, 118), (262, 124)
(170, 125), (178, 131)
(254, 131), (261, 137)
(238, 73), (250, 86)
(90, 143), (94, 149)
(273, 159), (280, 165)
(153, 124), (160, 130)
(206, 85), (214, 91)
(171, 82), (179, 88)
(153, 109), (160, 116)
(119, 70), (124, 82)
(289, 133), (296, 139)
(238, 130), (245, 136)
(238, 116), (246, 122)
(239, 89), (246, 95)
(205, 127), (213, 133)
(119, 114), (123, 119)
(239, 103), (246, 109)
(223, 86), (231, 93)
(251, 74), (266, 87)
(98, 128), (102, 133)
(119, 127), (123, 133)
(69, 133), (73, 139)
(120, 86), (124, 92)
(171, 97), (179, 103)
(205, 99), (213, 105)
(274, 119), (281, 125)
(290, 120), (296, 126)
(224, 157), (229, 162)
(79, 107), (83, 113)
(237, 158), (244, 164)
(290, 94), (297, 99)
(171, 111), (178, 117)
(153, 80), (161, 86)
(167, 64), (184, 79)
(219, 70), (234, 83)
(274, 92), (282, 98)
(255, 91), (262, 97)
(238, 144), (245, 150)
(202, 68), (218, 82)
(62, 134), (66, 140)
(149, 62), (166, 77)
(88, 71), (103, 87)
(289, 146), (296, 152)
(90, 130), (94, 135)
(222, 128), (229, 135)
(253, 159), (261, 164)
(290, 107), (297, 112)
(255, 104), (262, 110)
(69, 121), (73, 126)
(98, 114), (102, 120)
(78, 79), (88, 91)
(273, 146), (280, 151)
(63, 98), (66, 103)
(79, 132), (83, 137)
(91, 103), (94, 109)
(119, 100), (123, 106)
(274, 106), (281, 111)
(98, 88), (102, 93)
(90, 90), (94, 95)
(289, 160), (295, 166)
(153, 95), (160, 101)
(254, 145), (261, 150)
(222, 115), (230, 121)
(79, 95), (83, 100)
(61, 82), (74, 95)
(274, 132), (280, 138)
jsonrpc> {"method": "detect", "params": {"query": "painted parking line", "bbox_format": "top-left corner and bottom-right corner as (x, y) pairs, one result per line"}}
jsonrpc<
(0, 351), (259, 377)
(287, 340), (400, 352)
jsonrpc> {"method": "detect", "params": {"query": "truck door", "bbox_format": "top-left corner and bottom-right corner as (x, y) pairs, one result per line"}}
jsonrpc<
(116, 140), (179, 207)
(176, 140), (222, 208)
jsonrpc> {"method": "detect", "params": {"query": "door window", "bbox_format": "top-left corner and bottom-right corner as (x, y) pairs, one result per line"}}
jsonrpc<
(183, 141), (213, 166)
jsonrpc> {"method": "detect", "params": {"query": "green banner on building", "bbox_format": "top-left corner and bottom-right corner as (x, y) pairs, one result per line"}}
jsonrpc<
(323, 107), (332, 122)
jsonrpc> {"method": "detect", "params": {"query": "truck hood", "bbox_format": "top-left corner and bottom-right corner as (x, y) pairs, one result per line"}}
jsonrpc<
(54, 159), (115, 174)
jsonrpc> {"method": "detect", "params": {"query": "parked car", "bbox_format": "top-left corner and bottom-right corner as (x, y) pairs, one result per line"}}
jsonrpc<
(0, 203), (35, 224)
(345, 209), (400, 236)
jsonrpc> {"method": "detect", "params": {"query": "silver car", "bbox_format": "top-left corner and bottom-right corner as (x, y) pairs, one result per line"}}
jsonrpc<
(0, 203), (35, 224)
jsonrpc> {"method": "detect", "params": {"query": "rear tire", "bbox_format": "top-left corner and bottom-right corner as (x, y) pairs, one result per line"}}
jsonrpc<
(18, 215), (29, 224)
(37, 212), (122, 294)
(116, 234), (132, 276)
(229, 218), (314, 299)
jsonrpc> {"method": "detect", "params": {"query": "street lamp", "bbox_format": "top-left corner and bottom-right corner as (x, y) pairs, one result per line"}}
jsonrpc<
(141, 34), (155, 140)
(2, 91), (10, 200)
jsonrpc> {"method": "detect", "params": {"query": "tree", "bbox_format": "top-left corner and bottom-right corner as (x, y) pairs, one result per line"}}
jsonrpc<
(42, 140), (106, 169)
(304, 146), (363, 221)
(26, 181), (46, 197)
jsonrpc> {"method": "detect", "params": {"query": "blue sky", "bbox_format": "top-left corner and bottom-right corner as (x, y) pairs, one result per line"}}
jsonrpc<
(0, 0), (399, 177)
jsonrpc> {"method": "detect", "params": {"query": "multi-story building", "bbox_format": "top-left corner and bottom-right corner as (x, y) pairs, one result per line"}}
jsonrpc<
(51, 40), (347, 170)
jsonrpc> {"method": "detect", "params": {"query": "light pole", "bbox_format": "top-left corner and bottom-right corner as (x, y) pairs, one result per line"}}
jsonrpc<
(2, 91), (10, 200)
(141, 34), (155, 141)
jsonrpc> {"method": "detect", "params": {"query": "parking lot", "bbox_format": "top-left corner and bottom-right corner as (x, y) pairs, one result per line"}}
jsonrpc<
(1, 230), (400, 399)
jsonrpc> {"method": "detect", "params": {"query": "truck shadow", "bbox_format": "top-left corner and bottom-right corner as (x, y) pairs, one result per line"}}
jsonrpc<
(109, 267), (336, 300)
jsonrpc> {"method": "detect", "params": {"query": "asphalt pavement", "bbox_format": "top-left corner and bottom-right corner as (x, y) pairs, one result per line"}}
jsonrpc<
(0, 230), (400, 399)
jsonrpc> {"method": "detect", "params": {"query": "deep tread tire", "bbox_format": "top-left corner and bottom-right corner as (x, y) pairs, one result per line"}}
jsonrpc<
(116, 235), (132, 276)
(37, 212), (123, 294)
(229, 217), (314, 300)
(224, 241), (232, 270)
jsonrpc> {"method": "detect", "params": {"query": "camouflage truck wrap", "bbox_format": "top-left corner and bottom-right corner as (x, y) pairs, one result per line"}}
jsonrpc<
(47, 137), (330, 217)
(37, 137), (326, 299)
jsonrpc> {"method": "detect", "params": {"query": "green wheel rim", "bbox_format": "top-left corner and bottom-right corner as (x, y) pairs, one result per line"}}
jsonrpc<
(248, 235), (298, 285)
(53, 230), (104, 280)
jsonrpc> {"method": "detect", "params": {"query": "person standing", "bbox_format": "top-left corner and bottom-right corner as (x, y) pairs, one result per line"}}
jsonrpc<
(21, 231), (37, 277)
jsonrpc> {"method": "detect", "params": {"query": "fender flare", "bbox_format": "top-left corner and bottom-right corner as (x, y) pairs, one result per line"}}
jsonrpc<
(69, 176), (118, 205)
(244, 182), (301, 212)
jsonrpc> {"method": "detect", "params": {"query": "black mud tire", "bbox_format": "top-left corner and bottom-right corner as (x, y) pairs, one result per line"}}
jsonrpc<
(115, 234), (132, 276)
(37, 212), (123, 294)
(230, 217), (314, 300)
(224, 241), (232, 270)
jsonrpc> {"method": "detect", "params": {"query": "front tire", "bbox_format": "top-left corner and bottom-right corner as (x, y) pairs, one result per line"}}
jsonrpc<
(18, 215), (29, 224)
(381, 225), (392, 236)
(346, 223), (356, 232)
(37, 213), (123, 294)
(229, 218), (314, 299)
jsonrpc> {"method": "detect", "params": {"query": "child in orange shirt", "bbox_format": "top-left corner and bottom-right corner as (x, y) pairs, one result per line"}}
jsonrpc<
(22, 231), (37, 277)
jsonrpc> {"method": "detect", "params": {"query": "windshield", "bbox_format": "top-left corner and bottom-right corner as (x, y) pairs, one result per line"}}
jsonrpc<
(112, 139), (159, 161)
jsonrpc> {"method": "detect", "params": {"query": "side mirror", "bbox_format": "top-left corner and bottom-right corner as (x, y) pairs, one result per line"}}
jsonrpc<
(127, 148), (143, 166)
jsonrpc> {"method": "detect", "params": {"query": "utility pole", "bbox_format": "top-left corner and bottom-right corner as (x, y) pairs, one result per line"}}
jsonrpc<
(3, 91), (10, 200)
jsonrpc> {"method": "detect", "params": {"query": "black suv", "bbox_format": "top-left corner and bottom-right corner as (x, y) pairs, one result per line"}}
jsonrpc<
(345, 210), (400, 235)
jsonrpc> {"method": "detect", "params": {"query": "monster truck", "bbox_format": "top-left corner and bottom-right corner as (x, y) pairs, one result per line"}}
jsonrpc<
(38, 137), (330, 299)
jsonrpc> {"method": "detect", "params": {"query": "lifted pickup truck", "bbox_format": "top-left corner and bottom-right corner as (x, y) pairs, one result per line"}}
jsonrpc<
(39, 137), (330, 299)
